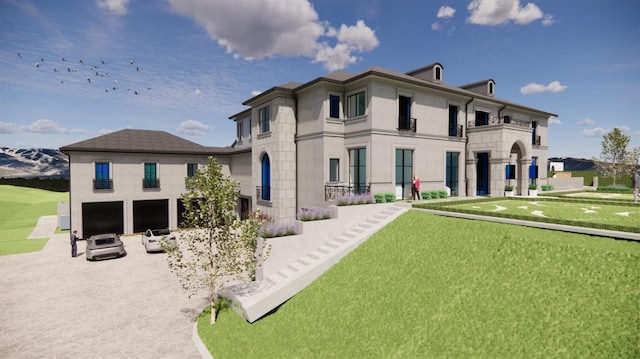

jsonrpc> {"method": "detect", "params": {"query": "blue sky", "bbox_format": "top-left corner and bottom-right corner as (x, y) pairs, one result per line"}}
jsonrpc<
(1, 0), (638, 159)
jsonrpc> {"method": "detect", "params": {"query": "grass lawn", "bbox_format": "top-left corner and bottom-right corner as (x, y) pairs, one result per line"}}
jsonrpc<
(564, 191), (635, 201)
(0, 185), (69, 256)
(448, 199), (639, 228)
(199, 211), (640, 358)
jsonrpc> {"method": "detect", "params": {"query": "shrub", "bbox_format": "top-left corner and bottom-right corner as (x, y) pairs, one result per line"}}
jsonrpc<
(437, 190), (447, 198)
(373, 193), (386, 203)
(505, 185), (514, 191)
(529, 184), (538, 190)
(597, 186), (632, 193)
(420, 191), (430, 200)
(297, 208), (332, 221)
(335, 193), (376, 206)
(259, 223), (297, 238)
(384, 193), (396, 203)
(541, 185), (553, 191)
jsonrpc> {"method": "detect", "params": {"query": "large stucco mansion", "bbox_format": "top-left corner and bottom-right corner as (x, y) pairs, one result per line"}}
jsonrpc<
(61, 62), (556, 238)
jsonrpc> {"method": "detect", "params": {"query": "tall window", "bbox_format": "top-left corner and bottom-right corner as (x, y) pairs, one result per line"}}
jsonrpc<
(187, 163), (197, 178)
(349, 148), (366, 193)
(237, 121), (243, 142)
(259, 106), (270, 133)
(399, 95), (412, 130)
(531, 121), (538, 145)
(435, 66), (442, 81)
(144, 163), (158, 188)
(347, 92), (365, 118)
(446, 152), (459, 196)
(475, 110), (489, 126)
(94, 162), (110, 189)
(329, 158), (339, 182)
(448, 105), (458, 136)
(261, 154), (271, 201)
(329, 95), (340, 119)
(395, 149), (413, 199)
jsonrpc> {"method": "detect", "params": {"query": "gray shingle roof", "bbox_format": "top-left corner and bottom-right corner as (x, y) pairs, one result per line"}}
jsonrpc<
(60, 129), (238, 155)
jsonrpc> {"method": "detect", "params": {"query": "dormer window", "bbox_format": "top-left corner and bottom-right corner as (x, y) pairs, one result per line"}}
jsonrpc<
(434, 65), (442, 82)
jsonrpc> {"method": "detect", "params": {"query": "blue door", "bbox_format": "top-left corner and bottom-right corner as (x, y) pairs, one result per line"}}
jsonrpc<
(476, 153), (489, 195)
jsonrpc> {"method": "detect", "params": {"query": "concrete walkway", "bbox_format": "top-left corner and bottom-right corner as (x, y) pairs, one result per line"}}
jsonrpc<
(0, 229), (210, 358)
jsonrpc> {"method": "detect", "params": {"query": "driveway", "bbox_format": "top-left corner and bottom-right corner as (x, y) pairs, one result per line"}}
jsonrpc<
(0, 222), (210, 359)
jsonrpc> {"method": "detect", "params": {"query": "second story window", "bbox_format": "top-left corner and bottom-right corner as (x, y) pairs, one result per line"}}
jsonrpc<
(329, 158), (339, 182)
(143, 162), (159, 189)
(329, 95), (340, 118)
(187, 163), (198, 178)
(448, 105), (458, 136)
(532, 121), (539, 145)
(259, 106), (270, 133)
(475, 110), (489, 127)
(398, 95), (413, 131)
(237, 121), (243, 142)
(94, 162), (112, 190)
(347, 91), (365, 118)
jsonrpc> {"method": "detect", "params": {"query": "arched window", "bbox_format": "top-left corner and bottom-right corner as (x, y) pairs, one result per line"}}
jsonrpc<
(261, 154), (271, 201)
(434, 66), (442, 82)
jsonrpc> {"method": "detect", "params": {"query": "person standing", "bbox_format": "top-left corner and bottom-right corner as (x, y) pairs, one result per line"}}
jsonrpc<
(412, 174), (421, 201)
(70, 230), (78, 257)
(632, 168), (639, 204)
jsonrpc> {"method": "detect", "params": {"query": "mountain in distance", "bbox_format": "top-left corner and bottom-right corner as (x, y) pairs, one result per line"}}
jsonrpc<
(0, 148), (69, 179)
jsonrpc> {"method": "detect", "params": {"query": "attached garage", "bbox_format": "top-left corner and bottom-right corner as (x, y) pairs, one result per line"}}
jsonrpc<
(82, 201), (124, 238)
(133, 199), (169, 232)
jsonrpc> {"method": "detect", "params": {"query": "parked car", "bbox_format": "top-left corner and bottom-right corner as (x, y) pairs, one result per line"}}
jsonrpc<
(141, 228), (176, 252)
(86, 233), (126, 261)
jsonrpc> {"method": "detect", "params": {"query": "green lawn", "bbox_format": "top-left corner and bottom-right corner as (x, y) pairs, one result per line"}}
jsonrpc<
(0, 185), (69, 256)
(199, 211), (640, 358)
(565, 191), (634, 201)
(448, 199), (639, 227)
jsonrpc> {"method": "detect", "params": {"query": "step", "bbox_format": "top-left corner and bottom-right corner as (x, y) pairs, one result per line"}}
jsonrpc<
(334, 236), (350, 243)
(316, 245), (333, 254)
(325, 240), (342, 249)
(287, 262), (305, 272)
(358, 222), (373, 229)
(366, 218), (381, 225)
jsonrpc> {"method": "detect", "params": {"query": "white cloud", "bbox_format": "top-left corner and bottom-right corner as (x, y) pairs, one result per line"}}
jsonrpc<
(541, 14), (556, 26)
(193, 89), (202, 96)
(431, 22), (442, 31)
(251, 90), (263, 97)
(177, 120), (210, 138)
(578, 118), (595, 126)
(0, 121), (19, 134)
(467, 0), (549, 26)
(618, 125), (631, 132)
(582, 127), (610, 137)
(96, 0), (130, 15)
(168, 0), (379, 71)
(548, 118), (562, 125)
(437, 6), (456, 19)
(520, 80), (567, 94)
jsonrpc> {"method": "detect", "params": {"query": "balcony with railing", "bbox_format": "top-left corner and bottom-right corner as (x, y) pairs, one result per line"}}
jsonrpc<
(256, 186), (271, 201)
(324, 184), (371, 201)
(468, 116), (530, 129)
(93, 179), (113, 190)
(398, 117), (417, 132)
(449, 124), (464, 137)
(142, 178), (160, 189)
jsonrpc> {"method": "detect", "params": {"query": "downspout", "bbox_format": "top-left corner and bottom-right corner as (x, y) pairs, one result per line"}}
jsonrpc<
(464, 98), (474, 197)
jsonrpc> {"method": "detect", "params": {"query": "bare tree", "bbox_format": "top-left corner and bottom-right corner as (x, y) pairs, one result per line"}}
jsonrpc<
(163, 157), (266, 324)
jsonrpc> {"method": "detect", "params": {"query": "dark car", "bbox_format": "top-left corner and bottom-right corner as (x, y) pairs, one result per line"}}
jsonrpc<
(86, 233), (126, 261)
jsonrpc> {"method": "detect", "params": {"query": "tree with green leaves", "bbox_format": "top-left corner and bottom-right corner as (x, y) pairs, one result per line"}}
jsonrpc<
(163, 157), (266, 324)
(593, 127), (639, 186)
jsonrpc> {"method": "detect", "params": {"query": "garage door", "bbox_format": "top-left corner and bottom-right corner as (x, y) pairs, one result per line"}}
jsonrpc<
(82, 201), (124, 238)
(133, 199), (169, 232)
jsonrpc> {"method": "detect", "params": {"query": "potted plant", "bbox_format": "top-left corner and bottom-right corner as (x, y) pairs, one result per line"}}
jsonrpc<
(528, 184), (538, 197)
(504, 185), (514, 197)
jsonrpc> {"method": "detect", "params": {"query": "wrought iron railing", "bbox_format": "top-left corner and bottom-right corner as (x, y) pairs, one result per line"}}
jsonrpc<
(256, 185), (271, 201)
(324, 184), (371, 201)
(93, 179), (113, 190)
(142, 178), (160, 189)
(398, 117), (417, 132)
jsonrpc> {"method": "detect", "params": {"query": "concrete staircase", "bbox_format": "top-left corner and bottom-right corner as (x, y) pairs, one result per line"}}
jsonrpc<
(222, 203), (410, 323)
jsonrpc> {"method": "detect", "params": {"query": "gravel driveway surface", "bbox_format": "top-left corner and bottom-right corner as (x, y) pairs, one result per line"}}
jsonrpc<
(0, 223), (210, 359)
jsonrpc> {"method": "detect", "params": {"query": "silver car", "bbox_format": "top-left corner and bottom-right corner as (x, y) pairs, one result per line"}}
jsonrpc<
(141, 228), (176, 252)
(86, 233), (126, 261)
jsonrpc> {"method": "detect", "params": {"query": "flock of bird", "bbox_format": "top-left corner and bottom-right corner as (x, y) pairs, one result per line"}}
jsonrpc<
(17, 52), (152, 96)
